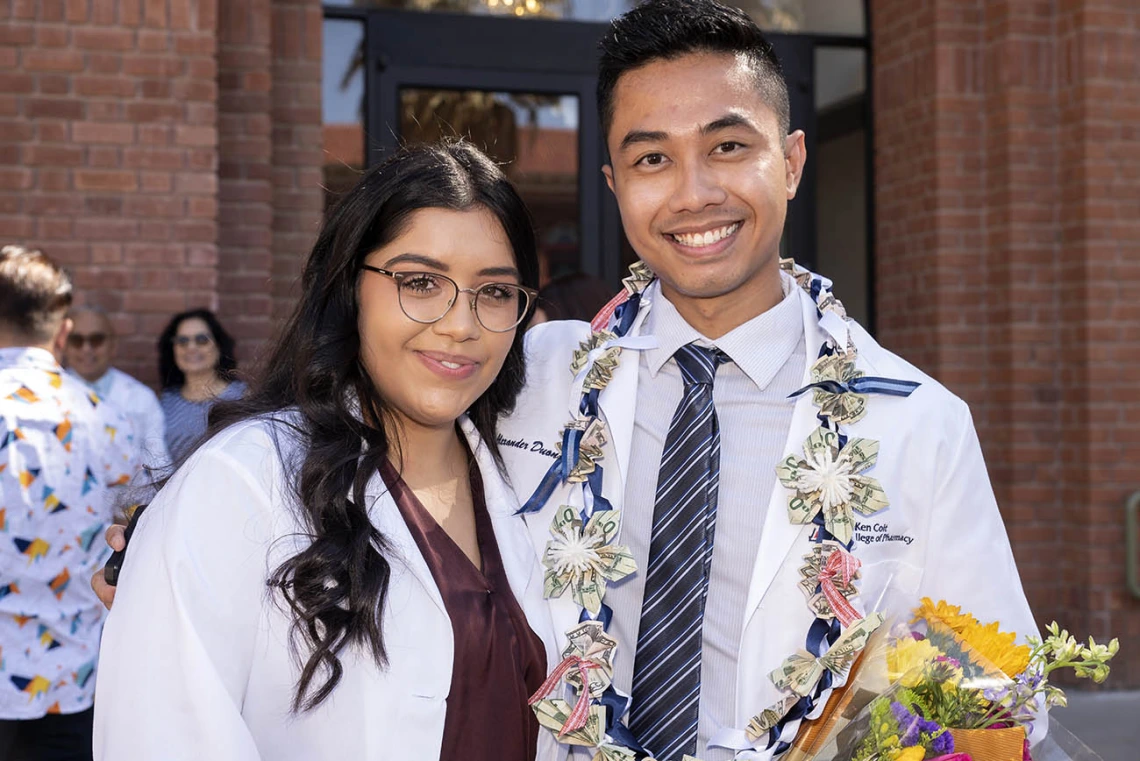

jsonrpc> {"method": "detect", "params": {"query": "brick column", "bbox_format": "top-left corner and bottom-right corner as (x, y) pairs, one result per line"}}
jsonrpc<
(217, 0), (275, 367)
(269, 0), (324, 321)
(980, 0), (1065, 633)
(872, 0), (1140, 684)
(0, 0), (219, 387)
(1055, 0), (1140, 684)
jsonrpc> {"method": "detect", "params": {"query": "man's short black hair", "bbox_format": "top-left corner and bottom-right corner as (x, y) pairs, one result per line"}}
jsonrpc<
(597, 0), (790, 141)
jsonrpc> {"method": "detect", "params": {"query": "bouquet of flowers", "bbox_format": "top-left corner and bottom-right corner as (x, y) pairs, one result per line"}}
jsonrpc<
(801, 599), (1118, 761)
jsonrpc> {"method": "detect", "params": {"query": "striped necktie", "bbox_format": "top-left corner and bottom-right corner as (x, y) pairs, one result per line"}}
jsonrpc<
(628, 343), (730, 760)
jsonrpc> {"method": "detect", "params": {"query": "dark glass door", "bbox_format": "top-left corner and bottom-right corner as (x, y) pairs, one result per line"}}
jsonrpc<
(336, 7), (818, 283)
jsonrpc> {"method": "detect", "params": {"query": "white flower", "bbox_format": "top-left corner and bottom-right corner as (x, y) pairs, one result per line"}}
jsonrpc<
(542, 507), (637, 616)
(776, 427), (889, 544)
(547, 531), (602, 576)
(795, 444), (855, 509)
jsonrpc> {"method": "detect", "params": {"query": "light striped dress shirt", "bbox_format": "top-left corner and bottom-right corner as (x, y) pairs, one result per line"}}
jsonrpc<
(605, 276), (806, 760)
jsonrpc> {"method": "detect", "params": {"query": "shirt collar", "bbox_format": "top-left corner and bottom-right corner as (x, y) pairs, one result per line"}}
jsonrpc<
(67, 367), (114, 397)
(0, 346), (61, 373)
(643, 271), (804, 390)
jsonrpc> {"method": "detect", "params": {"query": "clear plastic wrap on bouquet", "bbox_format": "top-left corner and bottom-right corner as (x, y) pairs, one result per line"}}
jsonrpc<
(784, 592), (1117, 761)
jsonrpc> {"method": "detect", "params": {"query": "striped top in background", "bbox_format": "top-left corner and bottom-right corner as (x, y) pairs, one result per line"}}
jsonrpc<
(160, 381), (246, 462)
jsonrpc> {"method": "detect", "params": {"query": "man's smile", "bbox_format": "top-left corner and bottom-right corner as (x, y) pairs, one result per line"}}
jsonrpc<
(667, 222), (741, 248)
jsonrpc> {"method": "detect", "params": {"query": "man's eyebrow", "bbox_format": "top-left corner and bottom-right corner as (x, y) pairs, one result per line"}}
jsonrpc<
(381, 253), (448, 270)
(702, 113), (761, 135)
(618, 129), (669, 152)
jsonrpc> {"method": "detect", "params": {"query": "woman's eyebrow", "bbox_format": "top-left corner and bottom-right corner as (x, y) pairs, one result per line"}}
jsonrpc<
(381, 252), (448, 270)
(478, 266), (520, 279)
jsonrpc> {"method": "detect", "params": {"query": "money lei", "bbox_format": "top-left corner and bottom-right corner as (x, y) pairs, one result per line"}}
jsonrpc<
(743, 260), (918, 751)
(527, 260), (916, 760)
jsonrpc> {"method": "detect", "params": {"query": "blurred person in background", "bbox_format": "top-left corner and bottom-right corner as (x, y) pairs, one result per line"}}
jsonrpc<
(0, 246), (136, 761)
(156, 309), (246, 462)
(530, 271), (614, 325)
(63, 307), (169, 471)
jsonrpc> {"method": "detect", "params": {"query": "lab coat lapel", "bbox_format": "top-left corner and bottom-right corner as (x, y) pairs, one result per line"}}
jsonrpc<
(361, 466), (447, 618)
(742, 287), (830, 631)
(465, 418), (561, 669)
(593, 287), (654, 514)
(463, 418), (536, 601)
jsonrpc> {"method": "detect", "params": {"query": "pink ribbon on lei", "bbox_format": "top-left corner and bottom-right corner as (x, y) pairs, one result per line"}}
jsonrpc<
(528, 655), (602, 736)
(818, 547), (862, 628)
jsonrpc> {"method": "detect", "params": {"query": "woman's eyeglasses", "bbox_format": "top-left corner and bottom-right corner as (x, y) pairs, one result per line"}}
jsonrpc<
(67, 332), (108, 349)
(173, 333), (213, 348)
(361, 266), (536, 333)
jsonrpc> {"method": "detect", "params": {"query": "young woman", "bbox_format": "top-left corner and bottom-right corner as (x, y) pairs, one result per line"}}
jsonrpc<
(93, 143), (560, 761)
(156, 308), (246, 461)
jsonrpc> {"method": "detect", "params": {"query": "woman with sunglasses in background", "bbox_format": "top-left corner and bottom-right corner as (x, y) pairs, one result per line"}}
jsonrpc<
(155, 308), (246, 461)
(94, 142), (558, 761)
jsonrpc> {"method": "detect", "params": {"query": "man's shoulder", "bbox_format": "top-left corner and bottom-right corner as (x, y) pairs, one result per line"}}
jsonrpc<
(524, 319), (592, 370)
(849, 321), (972, 432)
(518, 319), (592, 394)
(108, 367), (160, 403)
(505, 320), (592, 432)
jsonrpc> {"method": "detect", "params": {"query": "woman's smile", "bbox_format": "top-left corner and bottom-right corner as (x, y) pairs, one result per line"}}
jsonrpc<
(415, 349), (481, 380)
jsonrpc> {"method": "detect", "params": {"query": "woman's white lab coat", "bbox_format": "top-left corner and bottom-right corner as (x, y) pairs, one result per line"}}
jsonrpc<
(94, 413), (560, 761)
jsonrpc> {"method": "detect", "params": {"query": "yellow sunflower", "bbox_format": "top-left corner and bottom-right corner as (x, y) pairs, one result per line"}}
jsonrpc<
(887, 636), (942, 686)
(958, 619), (1031, 677)
(911, 598), (978, 633)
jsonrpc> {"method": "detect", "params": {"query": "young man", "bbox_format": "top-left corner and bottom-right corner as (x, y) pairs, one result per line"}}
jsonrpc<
(0, 246), (137, 761)
(93, 3), (1036, 759)
(64, 307), (169, 472)
(499, 1), (1037, 760)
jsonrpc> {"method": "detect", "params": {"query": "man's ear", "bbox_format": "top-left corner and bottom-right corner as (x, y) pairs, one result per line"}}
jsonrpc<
(602, 164), (616, 196)
(52, 317), (73, 362)
(784, 130), (807, 200)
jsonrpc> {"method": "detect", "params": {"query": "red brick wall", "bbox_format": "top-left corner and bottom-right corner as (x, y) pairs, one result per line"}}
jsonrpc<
(1, 0), (324, 384)
(873, 0), (1140, 685)
(2, 0), (220, 386)
(269, 0), (323, 321)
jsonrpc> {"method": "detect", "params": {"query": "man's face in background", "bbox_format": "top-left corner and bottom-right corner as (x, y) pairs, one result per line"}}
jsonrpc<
(64, 310), (114, 383)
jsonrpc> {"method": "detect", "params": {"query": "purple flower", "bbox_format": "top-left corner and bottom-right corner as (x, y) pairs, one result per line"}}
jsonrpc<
(890, 701), (913, 725)
(932, 730), (955, 754)
(918, 718), (940, 734)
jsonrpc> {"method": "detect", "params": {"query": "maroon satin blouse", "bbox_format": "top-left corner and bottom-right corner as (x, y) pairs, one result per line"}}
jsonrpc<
(380, 457), (547, 761)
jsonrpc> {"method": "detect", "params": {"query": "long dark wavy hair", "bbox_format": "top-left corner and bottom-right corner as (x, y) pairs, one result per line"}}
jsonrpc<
(157, 308), (238, 389)
(195, 141), (538, 712)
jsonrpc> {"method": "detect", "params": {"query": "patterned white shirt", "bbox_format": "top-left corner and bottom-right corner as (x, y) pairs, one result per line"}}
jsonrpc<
(0, 347), (137, 718)
(68, 367), (169, 472)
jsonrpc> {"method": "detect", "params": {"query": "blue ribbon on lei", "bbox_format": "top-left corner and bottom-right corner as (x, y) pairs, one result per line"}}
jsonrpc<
(789, 375), (921, 400)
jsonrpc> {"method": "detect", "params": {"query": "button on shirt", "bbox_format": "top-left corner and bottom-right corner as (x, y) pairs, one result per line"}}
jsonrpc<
(0, 348), (137, 718)
(605, 275), (806, 759)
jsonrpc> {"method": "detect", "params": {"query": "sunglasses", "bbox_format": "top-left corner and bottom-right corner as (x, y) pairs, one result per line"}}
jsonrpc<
(67, 332), (108, 350)
(173, 333), (213, 348)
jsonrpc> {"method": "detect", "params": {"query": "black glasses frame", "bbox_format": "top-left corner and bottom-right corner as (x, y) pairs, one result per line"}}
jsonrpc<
(361, 265), (537, 333)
